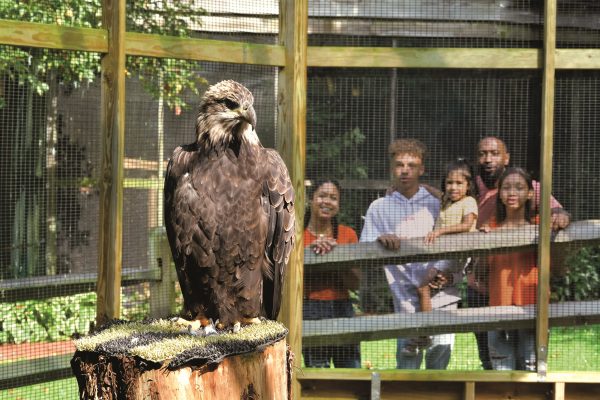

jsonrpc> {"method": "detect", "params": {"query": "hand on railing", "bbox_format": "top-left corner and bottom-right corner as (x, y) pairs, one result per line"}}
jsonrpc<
(310, 235), (338, 255)
(377, 234), (401, 250)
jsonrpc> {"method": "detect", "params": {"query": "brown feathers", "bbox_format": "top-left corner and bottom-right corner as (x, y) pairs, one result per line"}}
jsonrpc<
(164, 80), (294, 329)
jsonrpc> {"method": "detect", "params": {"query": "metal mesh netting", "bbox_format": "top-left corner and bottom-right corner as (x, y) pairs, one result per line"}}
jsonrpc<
(125, 0), (279, 45)
(0, 0), (102, 28)
(2, 0), (600, 398)
(308, 0), (543, 48)
(303, 66), (600, 371)
(122, 58), (279, 322)
(0, 46), (101, 396)
(556, 1), (600, 48)
(549, 70), (600, 371)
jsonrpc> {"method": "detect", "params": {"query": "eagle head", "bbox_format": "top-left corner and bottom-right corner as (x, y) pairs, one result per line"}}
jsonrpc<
(195, 80), (258, 147)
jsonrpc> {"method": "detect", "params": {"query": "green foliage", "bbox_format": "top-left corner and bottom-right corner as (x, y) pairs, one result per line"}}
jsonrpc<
(551, 246), (600, 301)
(0, 293), (96, 344)
(306, 127), (368, 180)
(0, 1), (207, 110)
(0, 287), (155, 344)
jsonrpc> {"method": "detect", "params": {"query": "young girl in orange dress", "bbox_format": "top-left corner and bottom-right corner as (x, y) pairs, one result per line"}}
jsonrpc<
(302, 178), (361, 368)
(480, 167), (539, 371)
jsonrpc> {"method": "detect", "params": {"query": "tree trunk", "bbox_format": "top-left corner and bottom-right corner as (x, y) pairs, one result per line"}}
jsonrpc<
(71, 338), (291, 400)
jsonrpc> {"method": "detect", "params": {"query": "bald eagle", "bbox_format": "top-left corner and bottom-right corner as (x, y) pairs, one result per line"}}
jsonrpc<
(164, 80), (295, 333)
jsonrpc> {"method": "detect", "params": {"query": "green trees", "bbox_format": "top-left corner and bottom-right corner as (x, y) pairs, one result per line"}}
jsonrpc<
(0, 2), (206, 278)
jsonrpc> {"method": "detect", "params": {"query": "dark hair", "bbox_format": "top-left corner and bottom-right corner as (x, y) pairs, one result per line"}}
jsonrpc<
(388, 138), (427, 163)
(304, 178), (341, 239)
(441, 158), (478, 209)
(496, 167), (534, 223)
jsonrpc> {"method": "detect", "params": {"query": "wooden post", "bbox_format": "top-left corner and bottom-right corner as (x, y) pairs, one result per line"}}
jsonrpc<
(97, 0), (126, 327)
(277, 0), (308, 398)
(537, 0), (557, 378)
(71, 339), (290, 399)
(149, 227), (177, 318)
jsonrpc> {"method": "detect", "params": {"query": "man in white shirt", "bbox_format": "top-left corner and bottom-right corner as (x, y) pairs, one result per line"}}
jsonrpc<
(360, 138), (460, 369)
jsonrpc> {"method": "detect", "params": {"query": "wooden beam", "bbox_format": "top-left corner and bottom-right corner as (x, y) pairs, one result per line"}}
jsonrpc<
(304, 220), (600, 270)
(97, 0), (126, 327)
(277, 1), (307, 399)
(554, 382), (566, 400)
(299, 369), (600, 383)
(0, 267), (161, 302)
(124, 32), (285, 66)
(0, 354), (73, 390)
(3, 20), (600, 70)
(308, 47), (541, 69)
(0, 19), (107, 52)
(537, 0), (557, 377)
(556, 49), (600, 69)
(464, 382), (476, 400)
(302, 300), (600, 346)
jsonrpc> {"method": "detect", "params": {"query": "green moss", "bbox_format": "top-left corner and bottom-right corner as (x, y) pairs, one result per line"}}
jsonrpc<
(74, 319), (288, 367)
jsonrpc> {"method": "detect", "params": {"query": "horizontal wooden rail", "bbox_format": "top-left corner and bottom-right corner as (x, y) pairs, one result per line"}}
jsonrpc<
(0, 19), (285, 66)
(302, 300), (600, 346)
(0, 267), (161, 302)
(0, 354), (73, 390)
(0, 19), (107, 52)
(3, 19), (600, 69)
(304, 219), (600, 270)
(298, 369), (600, 383)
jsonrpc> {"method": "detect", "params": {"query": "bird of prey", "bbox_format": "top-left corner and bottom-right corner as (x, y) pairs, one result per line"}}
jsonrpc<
(164, 80), (295, 334)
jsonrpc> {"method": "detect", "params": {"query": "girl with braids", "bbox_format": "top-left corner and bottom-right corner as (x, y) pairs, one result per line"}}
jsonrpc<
(302, 178), (361, 368)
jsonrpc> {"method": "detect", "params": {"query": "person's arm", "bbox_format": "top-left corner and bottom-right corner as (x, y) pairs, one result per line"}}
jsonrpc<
(533, 181), (571, 230)
(417, 284), (432, 312)
(424, 212), (477, 244)
(551, 207), (571, 230)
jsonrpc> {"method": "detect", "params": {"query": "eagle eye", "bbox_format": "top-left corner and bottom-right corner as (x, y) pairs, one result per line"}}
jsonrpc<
(222, 98), (239, 110)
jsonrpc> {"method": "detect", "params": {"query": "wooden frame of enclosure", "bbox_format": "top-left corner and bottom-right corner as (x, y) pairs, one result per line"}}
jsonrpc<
(2, 0), (600, 398)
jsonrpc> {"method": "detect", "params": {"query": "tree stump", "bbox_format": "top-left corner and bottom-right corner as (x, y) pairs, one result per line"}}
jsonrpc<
(70, 320), (291, 400)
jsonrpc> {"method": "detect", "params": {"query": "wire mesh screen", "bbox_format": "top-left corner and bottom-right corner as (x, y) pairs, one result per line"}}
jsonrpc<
(125, 0), (279, 45)
(302, 67), (590, 371)
(122, 57), (279, 324)
(308, 0), (543, 48)
(2, 0), (600, 397)
(549, 70), (600, 371)
(0, 45), (100, 397)
(0, 0), (102, 28)
(556, 1), (600, 48)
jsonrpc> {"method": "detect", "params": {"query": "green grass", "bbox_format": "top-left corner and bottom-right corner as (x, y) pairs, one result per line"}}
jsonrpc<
(361, 332), (484, 370)
(358, 325), (600, 371)
(0, 377), (79, 400)
(548, 326), (600, 371)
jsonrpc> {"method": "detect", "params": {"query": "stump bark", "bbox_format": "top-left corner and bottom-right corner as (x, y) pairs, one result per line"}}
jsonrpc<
(71, 339), (291, 400)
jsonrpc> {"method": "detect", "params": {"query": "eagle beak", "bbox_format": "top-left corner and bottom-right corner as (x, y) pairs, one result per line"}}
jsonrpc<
(238, 105), (256, 130)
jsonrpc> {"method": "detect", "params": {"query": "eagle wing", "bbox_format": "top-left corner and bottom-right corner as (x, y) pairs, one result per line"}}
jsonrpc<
(163, 144), (213, 319)
(261, 148), (295, 320)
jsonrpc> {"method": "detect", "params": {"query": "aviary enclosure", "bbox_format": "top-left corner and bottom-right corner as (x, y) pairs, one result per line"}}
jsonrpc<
(1, 1), (600, 399)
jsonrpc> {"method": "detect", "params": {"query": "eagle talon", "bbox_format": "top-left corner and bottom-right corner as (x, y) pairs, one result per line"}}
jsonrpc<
(204, 323), (218, 336)
(233, 322), (241, 333)
(188, 325), (205, 337)
(242, 317), (262, 326)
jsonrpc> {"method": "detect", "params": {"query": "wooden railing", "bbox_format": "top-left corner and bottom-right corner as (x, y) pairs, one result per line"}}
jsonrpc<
(302, 220), (600, 346)
(2, 220), (600, 390)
